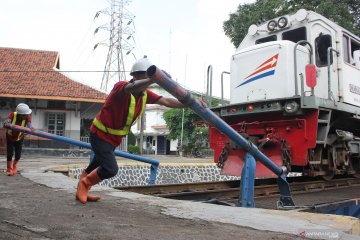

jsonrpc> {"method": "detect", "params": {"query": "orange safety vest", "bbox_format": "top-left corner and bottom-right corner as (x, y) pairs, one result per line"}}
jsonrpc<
(7, 112), (26, 141)
(93, 92), (147, 136)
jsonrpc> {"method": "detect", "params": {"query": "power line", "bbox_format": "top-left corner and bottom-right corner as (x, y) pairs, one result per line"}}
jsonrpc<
(0, 70), (129, 73)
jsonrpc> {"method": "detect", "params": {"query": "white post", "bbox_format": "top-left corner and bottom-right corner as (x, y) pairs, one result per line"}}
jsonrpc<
(180, 108), (184, 157)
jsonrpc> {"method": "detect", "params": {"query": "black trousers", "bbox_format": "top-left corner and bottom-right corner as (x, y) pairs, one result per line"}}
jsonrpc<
(7, 138), (24, 161)
(85, 133), (118, 180)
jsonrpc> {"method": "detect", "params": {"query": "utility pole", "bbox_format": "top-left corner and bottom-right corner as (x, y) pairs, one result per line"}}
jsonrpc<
(93, 0), (135, 92)
(138, 112), (145, 155)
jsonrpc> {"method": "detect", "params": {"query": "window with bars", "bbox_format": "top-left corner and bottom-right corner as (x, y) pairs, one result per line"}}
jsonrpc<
(47, 113), (65, 136)
(342, 34), (360, 65)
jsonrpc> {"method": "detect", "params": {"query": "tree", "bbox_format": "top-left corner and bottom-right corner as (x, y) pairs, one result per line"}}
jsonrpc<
(163, 108), (200, 142)
(127, 130), (140, 154)
(128, 130), (136, 145)
(223, 0), (360, 48)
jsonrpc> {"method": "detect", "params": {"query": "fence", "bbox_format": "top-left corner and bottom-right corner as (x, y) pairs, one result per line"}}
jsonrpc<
(80, 136), (128, 152)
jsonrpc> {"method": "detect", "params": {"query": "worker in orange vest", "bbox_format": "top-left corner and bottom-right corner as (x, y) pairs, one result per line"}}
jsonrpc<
(76, 57), (186, 203)
(5, 103), (34, 176)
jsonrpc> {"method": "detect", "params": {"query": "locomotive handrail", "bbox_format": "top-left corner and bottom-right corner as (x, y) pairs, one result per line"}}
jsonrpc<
(221, 71), (230, 106)
(206, 65), (213, 107)
(1, 123), (160, 184)
(294, 40), (313, 96)
(147, 65), (295, 207)
(327, 47), (340, 101)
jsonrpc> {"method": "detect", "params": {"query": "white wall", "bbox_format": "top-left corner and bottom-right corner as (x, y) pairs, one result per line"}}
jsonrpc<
(66, 111), (81, 140)
(170, 139), (178, 151)
(132, 107), (169, 135)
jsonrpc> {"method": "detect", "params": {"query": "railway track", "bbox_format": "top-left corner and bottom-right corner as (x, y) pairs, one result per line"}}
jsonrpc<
(115, 177), (360, 205)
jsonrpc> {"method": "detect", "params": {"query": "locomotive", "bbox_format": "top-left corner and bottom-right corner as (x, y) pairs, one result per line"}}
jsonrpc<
(210, 9), (360, 180)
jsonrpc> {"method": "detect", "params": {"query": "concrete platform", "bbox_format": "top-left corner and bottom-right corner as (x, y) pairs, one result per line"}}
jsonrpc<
(0, 155), (359, 240)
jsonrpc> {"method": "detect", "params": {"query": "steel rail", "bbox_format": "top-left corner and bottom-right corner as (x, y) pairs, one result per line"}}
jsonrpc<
(116, 178), (360, 202)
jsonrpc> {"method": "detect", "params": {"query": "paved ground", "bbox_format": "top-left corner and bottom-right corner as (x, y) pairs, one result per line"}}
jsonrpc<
(0, 155), (359, 240)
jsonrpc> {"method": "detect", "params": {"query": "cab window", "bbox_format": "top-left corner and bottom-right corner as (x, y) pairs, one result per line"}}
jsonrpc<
(350, 38), (360, 66)
(342, 34), (360, 67)
(282, 27), (307, 43)
(315, 34), (332, 67)
(255, 35), (277, 44)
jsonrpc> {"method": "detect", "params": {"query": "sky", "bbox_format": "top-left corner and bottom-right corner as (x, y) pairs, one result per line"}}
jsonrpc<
(0, 0), (254, 98)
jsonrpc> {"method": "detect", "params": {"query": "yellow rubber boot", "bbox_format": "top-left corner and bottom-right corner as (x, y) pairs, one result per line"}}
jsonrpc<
(12, 160), (19, 175)
(76, 169), (102, 204)
(77, 170), (101, 202)
(6, 161), (13, 176)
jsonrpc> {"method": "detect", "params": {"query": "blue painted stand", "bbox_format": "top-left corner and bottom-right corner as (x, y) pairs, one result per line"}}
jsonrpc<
(238, 153), (256, 207)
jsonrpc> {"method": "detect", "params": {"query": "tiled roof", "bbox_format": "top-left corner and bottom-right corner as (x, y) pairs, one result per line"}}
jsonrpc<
(0, 47), (107, 103)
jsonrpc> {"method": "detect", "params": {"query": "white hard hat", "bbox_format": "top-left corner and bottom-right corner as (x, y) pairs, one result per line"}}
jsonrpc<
(16, 103), (32, 115)
(130, 56), (152, 76)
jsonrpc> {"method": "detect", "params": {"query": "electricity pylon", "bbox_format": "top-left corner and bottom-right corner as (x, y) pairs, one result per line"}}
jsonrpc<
(94, 0), (135, 91)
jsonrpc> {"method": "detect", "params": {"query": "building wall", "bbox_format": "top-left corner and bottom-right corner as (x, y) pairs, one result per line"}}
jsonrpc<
(65, 110), (81, 140)
(28, 101), (81, 140)
(144, 107), (167, 132)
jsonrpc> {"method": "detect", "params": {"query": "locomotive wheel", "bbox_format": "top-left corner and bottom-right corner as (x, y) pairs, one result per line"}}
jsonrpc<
(322, 171), (334, 181)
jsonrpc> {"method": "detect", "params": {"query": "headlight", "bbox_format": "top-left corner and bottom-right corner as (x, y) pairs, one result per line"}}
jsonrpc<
(248, 24), (258, 36)
(284, 101), (299, 113)
(295, 9), (307, 22)
(267, 20), (277, 31)
(278, 17), (288, 28)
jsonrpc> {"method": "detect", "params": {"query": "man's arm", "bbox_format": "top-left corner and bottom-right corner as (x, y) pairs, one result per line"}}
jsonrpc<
(123, 78), (153, 95)
(26, 122), (35, 131)
(26, 116), (35, 131)
(155, 97), (184, 108)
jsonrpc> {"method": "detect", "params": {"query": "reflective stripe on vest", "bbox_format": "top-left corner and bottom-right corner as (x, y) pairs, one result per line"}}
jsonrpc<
(93, 92), (148, 136)
(7, 112), (26, 141)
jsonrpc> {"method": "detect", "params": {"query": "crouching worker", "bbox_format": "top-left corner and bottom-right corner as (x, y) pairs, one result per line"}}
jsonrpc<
(5, 103), (34, 176)
(76, 57), (185, 203)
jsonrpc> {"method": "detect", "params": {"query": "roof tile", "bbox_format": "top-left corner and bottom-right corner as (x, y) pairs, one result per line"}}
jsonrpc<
(0, 47), (107, 102)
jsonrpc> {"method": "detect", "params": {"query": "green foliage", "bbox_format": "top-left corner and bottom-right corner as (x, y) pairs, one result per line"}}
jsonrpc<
(189, 126), (209, 148)
(163, 108), (201, 141)
(178, 126), (209, 156)
(223, 0), (360, 48)
(163, 107), (210, 156)
(210, 98), (221, 107)
(128, 131), (136, 146)
(127, 145), (140, 154)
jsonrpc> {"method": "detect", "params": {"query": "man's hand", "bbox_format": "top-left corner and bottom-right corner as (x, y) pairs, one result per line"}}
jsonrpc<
(2, 119), (11, 128)
(124, 78), (153, 95)
(198, 97), (208, 108)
